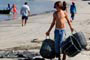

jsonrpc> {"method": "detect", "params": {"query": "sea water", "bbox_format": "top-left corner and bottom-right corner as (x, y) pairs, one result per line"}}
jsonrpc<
(0, 0), (54, 21)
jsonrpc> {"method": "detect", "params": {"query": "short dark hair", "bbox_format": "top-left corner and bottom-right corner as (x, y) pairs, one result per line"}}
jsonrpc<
(25, 2), (28, 5)
(54, 1), (62, 9)
(72, 2), (75, 5)
(63, 1), (67, 6)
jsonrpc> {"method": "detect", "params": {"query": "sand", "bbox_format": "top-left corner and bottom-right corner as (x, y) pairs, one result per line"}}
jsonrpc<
(0, 0), (90, 60)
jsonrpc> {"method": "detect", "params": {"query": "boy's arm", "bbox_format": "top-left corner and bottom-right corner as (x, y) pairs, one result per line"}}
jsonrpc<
(46, 13), (56, 36)
(65, 12), (74, 32)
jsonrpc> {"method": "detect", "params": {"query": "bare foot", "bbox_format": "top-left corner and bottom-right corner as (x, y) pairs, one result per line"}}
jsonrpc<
(85, 47), (90, 51)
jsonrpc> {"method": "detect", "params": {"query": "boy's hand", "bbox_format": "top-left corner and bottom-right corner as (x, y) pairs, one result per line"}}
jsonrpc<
(46, 32), (50, 36)
(71, 28), (74, 32)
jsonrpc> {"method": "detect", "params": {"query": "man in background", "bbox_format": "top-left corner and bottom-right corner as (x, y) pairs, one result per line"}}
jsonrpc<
(20, 2), (30, 27)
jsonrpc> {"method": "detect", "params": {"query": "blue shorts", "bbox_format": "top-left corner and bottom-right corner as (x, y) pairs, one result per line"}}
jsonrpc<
(22, 16), (28, 20)
(54, 28), (65, 54)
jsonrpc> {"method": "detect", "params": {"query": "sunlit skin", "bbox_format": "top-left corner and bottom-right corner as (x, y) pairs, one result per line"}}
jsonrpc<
(46, 4), (74, 36)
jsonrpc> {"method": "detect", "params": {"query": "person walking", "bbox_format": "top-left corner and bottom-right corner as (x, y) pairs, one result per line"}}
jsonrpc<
(20, 2), (30, 27)
(46, 1), (74, 60)
(70, 2), (77, 21)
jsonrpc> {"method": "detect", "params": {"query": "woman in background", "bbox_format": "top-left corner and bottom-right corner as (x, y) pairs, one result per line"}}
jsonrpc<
(12, 4), (17, 14)
(12, 4), (17, 19)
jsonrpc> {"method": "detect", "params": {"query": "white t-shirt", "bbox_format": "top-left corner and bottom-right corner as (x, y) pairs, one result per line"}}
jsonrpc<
(20, 5), (30, 16)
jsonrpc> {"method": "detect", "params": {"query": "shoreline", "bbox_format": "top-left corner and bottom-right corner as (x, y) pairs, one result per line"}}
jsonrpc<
(0, 10), (55, 22)
(0, 0), (74, 22)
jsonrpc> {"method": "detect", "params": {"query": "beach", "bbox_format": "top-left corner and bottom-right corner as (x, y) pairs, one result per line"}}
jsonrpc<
(0, 0), (90, 60)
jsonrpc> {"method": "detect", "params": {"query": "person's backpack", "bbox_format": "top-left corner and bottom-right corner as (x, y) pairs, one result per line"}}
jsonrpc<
(40, 38), (55, 59)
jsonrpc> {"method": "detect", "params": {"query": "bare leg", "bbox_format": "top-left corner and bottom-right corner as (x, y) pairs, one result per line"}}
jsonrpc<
(13, 13), (17, 19)
(62, 53), (66, 60)
(25, 20), (27, 26)
(22, 19), (24, 27)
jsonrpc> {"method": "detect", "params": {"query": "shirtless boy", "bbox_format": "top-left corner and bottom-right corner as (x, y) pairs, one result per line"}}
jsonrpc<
(46, 1), (74, 60)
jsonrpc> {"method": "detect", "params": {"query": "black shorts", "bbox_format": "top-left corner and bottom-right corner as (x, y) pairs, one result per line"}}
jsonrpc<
(22, 16), (28, 20)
